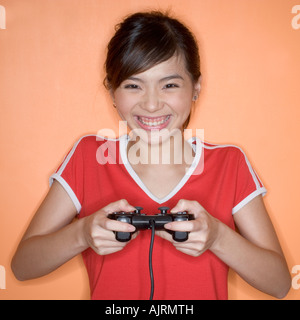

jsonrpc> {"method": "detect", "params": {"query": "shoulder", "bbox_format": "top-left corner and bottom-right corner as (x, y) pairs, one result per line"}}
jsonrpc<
(199, 140), (257, 178)
(70, 135), (124, 165)
(202, 141), (246, 161)
(72, 134), (122, 150)
(60, 135), (122, 163)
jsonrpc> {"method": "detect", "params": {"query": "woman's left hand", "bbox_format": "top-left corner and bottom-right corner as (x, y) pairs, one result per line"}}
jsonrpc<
(156, 199), (221, 257)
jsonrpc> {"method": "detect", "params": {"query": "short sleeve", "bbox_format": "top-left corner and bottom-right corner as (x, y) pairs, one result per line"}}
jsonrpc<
(49, 137), (85, 214)
(232, 149), (267, 214)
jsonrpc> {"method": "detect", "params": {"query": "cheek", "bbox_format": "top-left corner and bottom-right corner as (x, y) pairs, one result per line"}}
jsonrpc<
(171, 95), (193, 117)
(114, 94), (135, 116)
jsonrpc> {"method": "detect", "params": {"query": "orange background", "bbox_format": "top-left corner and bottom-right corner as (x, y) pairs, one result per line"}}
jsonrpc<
(1, 0), (300, 300)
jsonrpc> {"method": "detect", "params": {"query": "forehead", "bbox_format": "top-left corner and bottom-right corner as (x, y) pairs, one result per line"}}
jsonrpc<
(129, 54), (191, 80)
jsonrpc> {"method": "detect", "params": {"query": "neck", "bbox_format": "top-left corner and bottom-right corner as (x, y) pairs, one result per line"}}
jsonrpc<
(127, 129), (195, 166)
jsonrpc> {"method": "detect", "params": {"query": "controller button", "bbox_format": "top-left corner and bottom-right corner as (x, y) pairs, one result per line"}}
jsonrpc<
(135, 206), (143, 214)
(158, 206), (169, 215)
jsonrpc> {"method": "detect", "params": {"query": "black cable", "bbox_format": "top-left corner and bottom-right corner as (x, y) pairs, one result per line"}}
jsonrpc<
(149, 219), (155, 300)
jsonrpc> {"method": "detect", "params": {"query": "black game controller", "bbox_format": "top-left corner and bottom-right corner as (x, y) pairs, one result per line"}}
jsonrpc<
(108, 206), (195, 242)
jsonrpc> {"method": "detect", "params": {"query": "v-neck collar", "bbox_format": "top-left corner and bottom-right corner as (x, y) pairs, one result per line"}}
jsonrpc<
(119, 135), (203, 204)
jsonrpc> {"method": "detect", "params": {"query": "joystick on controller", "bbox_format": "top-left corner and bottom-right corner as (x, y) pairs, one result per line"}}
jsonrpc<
(108, 206), (195, 242)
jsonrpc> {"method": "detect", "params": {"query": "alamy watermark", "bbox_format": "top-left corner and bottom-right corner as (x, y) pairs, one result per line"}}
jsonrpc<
(95, 121), (204, 176)
(292, 265), (300, 290)
(292, 5), (300, 29)
(0, 5), (6, 30)
(0, 265), (5, 290)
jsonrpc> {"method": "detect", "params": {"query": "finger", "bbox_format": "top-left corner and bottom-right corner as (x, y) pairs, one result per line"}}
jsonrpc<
(170, 199), (204, 217)
(155, 230), (173, 241)
(131, 231), (140, 239)
(91, 228), (138, 250)
(102, 217), (136, 232)
(170, 199), (196, 213)
(89, 223), (121, 242)
(102, 199), (136, 215)
(172, 246), (206, 257)
(156, 230), (206, 256)
(91, 240), (127, 255)
(164, 220), (202, 232)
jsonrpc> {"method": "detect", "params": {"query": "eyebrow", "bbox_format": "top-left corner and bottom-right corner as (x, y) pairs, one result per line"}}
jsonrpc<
(160, 74), (184, 82)
(127, 74), (184, 83)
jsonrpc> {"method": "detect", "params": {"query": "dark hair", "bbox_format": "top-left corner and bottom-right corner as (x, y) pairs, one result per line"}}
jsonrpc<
(104, 11), (201, 91)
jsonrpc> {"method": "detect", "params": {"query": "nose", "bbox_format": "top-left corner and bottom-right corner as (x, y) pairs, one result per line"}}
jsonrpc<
(141, 88), (162, 113)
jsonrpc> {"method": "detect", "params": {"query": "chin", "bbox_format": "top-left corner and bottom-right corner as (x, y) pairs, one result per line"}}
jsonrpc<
(129, 126), (183, 146)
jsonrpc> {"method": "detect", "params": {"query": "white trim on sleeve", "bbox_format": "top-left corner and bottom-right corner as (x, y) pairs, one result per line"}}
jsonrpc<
(49, 135), (119, 214)
(49, 173), (82, 214)
(232, 187), (267, 214)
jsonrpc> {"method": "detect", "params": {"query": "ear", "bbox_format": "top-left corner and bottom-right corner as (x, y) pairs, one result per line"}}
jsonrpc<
(109, 89), (116, 107)
(109, 88), (115, 100)
(194, 75), (201, 97)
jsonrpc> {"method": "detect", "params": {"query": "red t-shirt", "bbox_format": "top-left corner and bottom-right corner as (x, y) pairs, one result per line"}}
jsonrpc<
(50, 135), (266, 300)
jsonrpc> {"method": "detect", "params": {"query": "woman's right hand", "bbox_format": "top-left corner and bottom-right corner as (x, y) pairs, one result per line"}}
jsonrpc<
(82, 199), (138, 255)
(12, 182), (137, 281)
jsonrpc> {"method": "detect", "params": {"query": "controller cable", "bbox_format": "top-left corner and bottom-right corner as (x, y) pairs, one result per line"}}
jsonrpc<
(149, 219), (155, 300)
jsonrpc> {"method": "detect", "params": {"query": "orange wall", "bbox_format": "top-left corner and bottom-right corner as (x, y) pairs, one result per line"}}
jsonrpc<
(0, 0), (299, 300)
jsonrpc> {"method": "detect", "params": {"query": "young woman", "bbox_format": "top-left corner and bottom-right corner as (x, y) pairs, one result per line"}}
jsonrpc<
(11, 11), (291, 300)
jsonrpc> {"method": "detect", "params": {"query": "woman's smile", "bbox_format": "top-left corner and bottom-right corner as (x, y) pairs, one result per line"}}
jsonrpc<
(135, 115), (172, 131)
(112, 54), (201, 138)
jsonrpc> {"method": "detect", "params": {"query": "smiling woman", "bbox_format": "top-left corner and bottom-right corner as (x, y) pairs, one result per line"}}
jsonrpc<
(11, 10), (291, 301)
(112, 55), (200, 136)
(104, 11), (201, 130)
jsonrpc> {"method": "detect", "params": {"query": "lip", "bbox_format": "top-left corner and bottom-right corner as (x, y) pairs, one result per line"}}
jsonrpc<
(134, 115), (172, 131)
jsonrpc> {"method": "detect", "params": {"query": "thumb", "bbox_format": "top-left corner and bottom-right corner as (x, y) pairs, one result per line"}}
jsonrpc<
(170, 199), (205, 218)
(102, 199), (136, 215)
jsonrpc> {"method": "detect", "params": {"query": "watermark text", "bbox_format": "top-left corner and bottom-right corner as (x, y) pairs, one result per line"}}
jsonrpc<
(0, 5), (6, 29)
(105, 303), (194, 317)
(292, 5), (300, 30)
(0, 265), (6, 289)
(96, 121), (204, 176)
(292, 265), (300, 290)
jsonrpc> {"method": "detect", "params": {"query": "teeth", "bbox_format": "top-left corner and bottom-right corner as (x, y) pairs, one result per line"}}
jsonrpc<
(138, 116), (170, 127)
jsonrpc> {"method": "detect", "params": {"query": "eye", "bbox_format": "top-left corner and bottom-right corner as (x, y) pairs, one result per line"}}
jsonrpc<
(164, 83), (179, 89)
(124, 84), (140, 89)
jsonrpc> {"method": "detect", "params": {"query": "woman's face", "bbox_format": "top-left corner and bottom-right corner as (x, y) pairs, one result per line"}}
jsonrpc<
(112, 55), (200, 141)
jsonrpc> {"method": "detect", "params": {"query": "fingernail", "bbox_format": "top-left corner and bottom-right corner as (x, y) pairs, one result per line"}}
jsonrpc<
(164, 223), (172, 229)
